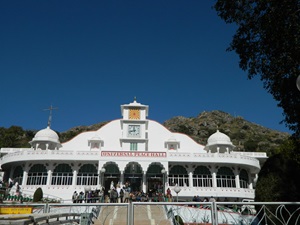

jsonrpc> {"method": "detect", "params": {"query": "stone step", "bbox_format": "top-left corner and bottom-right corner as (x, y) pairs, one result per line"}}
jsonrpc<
(93, 205), (172, 225)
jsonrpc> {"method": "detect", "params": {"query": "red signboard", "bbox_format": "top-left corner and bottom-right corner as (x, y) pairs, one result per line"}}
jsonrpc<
(101, 151), (166, 157)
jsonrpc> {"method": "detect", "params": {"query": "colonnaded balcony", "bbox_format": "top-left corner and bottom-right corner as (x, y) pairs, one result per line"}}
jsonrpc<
(0, 148), (101, 164)
(0, 201), (299, 225)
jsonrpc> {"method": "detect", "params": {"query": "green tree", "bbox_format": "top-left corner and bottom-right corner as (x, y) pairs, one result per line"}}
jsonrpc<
(214, 0), (300, 203)
(214, 0), (300, 137)
(0, 126), (24, 147)
(255, 153), (300, 201)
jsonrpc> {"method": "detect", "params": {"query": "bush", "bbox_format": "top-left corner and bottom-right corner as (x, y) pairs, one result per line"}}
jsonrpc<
(33, 187), (43, 202)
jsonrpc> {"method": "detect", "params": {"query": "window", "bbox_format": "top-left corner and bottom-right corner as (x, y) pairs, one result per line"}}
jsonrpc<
(169, 144), (176, 150)
(13, 166), (24, 185)
(216, 167), (236, 188)
(239, 169), (249, 188)
(77, 164), (98, 186)
(168, 165), (189, 187)
(130, 142), (138, 151)
(27, 164), (47, 185)
(193, 166), (212, 187)
(51, 164), (73, 185)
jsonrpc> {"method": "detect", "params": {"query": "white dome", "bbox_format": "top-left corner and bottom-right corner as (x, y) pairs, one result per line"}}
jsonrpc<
(89, 135), (102, 141)
(207, 130), (232, 146)
(32, 126), (59, 143)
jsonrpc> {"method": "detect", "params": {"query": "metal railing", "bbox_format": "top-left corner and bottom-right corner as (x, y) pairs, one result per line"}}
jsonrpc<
(0, 201), (299, 225)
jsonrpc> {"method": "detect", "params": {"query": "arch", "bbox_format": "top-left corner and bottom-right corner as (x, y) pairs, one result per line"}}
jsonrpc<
(51, 163), (73, 185)
(216, 166), (236, 188)
(239, 169), (249, 188)
(124, 162), (142, 174)
(146, 163), (164, 195)
(27, 164), (47, 185)
(77, 164), (98, 186)
(102, 162), (121, 193)
(146, 163), (163, 175)
(53, 164), (72, 173)
(79, 164), (97, 173)
(168, 165), (189, 187)
(104, 162), (120, 174)
(29, 164), (47, 173)
(13, 166), (23, 185)
(123, 162), (143, 192)
(194, 166), (211, 175)
(193, 166), (212, 187)
(169, 165), (187, 175)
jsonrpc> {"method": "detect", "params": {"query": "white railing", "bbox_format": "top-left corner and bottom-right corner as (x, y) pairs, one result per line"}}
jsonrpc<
(27, 173), (47, 185)
(193, 176), (213, 187)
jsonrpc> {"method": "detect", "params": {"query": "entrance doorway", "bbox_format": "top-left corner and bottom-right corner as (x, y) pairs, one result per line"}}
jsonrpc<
(147, 178), (163, 194)
(146, 163), (165, 195)
(124, 176), (142, 192)
(124, 162), (143, 192)
(102, 163), (120, 195)
(104, 177), (119, 195)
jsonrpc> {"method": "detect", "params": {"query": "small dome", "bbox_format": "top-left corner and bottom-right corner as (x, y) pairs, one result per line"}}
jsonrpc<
(89, 135), (102, 141)
(207, 130), (232, 146)
(167, 135), (177, 142)
(33, 126), (59, 142)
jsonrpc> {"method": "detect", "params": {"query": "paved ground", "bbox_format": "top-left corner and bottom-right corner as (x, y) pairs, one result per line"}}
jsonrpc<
(93, 205), (172, 225)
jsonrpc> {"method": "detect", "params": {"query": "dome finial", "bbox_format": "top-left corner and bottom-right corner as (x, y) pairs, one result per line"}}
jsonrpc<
(134, 96), (137, 102)
(44, 105), (58, 128)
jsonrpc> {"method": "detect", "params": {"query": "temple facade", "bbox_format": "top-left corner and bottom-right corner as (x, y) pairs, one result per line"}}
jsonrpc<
(0, 99), (267, 202)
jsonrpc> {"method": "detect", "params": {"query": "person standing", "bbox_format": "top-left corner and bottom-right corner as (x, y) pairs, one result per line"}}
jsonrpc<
(72, 191), (78, 203)
(119, 188), (124, 203)
(116, 184), (122, 203)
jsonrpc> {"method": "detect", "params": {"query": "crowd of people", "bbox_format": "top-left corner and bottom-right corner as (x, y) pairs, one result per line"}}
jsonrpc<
(71, 181), (244, 206)
(72, 181), (175, 203)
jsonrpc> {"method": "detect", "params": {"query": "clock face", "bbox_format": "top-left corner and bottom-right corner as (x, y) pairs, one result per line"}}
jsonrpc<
(129, 108), (140, 120)
(128, 125), (140, 137)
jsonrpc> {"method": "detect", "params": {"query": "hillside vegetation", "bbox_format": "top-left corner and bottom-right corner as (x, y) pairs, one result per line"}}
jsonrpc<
(163, 110), (290, 156)
(0, 111), (290, 158)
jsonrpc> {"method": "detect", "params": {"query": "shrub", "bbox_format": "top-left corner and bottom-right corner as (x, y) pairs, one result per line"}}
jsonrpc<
(33, 187), (43, 202)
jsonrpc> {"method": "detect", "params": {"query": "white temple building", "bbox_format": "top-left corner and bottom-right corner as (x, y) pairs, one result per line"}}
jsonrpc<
(0, 99), (267, 202)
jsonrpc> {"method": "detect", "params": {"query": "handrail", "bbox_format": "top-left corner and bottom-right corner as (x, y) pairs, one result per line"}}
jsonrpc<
(0, 213), (81, 225)
(1, 202), (300, 225)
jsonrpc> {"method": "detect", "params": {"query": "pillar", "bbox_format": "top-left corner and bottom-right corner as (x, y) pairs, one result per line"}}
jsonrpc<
(212, 167), (217, 188)
(120, 170), (124, 187)
(142, 171), (146, 193)
(46, 170), (52, 185)
(72, 170), (77, 186)
(249, 174), (255, 189)
(235, 173), (240, 188)
(189, 171), (193, 188)
(22, 171), (28, 186)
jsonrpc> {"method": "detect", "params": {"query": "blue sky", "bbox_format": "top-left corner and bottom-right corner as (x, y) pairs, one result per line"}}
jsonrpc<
(0, 0), (291, 134)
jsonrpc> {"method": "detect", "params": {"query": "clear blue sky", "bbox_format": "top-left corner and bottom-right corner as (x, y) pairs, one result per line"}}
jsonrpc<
(0, 0), (291, 134)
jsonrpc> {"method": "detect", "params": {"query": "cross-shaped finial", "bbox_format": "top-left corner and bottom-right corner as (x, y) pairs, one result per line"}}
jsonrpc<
(44, 105), (58, 128)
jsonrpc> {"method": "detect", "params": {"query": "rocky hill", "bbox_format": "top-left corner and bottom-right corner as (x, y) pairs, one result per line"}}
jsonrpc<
(58, 110), (290, 156)
(162, 110), (290, 155)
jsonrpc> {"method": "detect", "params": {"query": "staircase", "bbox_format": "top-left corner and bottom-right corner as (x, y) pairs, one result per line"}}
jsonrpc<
(94, 205), (172, 225)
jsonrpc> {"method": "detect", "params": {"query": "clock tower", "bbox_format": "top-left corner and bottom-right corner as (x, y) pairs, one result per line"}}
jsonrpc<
(120, 98), (149, 151)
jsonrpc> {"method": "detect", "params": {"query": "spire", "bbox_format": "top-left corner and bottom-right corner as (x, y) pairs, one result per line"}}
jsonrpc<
(134, 96), (137, 103)
(44, 105), (58, 128)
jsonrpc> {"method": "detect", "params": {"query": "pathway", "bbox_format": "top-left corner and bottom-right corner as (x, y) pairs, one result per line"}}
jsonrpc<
(93, 205), (172, 225)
